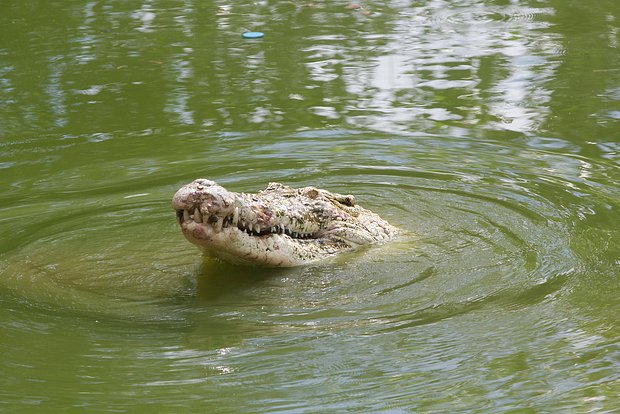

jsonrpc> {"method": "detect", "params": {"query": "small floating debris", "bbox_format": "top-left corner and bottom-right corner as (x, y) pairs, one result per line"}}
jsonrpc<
(242, 31), (264, 39)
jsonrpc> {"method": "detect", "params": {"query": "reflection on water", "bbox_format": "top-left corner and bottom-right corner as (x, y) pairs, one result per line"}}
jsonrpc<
(1, 0), (619, 412)
(2, 0), (618, 140)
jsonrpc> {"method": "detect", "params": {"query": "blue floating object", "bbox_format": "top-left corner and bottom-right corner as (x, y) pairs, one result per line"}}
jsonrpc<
(242, 31), (264, 39)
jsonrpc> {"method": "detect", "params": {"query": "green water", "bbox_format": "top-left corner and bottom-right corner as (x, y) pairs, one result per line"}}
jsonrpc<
(1, 0), (619, 412)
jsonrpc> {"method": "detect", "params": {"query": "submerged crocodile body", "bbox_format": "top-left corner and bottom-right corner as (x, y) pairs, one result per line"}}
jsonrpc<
(172, 179), (399, 267)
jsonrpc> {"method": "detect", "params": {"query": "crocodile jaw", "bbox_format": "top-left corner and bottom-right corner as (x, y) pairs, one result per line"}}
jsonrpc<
(172, 179), (340, 266)
(177, 217), (333, 267)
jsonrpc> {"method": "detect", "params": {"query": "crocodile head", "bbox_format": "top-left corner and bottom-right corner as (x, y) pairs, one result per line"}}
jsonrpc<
(172, 179), (399, 267)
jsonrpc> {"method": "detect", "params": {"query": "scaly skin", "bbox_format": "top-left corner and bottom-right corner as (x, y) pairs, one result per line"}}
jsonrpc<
(172, 179), (399, 267)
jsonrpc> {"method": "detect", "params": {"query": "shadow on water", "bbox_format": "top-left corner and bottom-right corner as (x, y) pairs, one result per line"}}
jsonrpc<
(193, 259), (291, 301)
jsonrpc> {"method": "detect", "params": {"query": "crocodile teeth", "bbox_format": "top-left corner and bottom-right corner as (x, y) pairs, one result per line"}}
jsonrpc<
(215, 217), (223, 232)
(183, 210), (190, 222)
(254, 224), (261, 233)
(233, 207), (239, 225)
(194, 208), (202, 223)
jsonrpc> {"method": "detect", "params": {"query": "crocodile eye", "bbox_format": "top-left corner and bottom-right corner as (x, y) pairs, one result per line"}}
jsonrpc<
(339, 195), (356, 206)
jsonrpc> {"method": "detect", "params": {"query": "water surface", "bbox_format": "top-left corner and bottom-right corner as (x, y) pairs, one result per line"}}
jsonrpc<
(1, 1), (619, 412)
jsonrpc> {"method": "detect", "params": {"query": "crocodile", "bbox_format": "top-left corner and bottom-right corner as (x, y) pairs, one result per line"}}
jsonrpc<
(172, 179), (399, 267)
